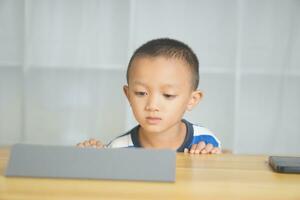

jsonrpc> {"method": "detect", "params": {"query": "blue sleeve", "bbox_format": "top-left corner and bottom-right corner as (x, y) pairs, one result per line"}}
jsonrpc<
(191, 135), (220, 148)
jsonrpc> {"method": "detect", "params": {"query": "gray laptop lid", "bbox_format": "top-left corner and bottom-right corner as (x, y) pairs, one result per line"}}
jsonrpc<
(5, 144), (176, 182)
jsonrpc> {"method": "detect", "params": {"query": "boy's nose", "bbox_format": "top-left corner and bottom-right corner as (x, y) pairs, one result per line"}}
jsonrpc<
(145, 105), (159, 111)
(145, 96), (159, 112)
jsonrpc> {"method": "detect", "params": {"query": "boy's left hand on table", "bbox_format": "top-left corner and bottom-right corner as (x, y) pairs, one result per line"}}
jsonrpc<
(184, 141), (221, 154)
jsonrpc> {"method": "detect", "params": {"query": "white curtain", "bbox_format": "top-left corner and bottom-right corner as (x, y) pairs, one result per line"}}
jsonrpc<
(0, 0), (299, 154)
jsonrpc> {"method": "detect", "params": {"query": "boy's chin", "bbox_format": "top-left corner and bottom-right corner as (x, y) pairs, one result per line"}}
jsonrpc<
(140, 124), (166, 134)
(139, 119), (183, 134)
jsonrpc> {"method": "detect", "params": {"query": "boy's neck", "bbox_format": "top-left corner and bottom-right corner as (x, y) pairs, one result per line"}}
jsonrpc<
(138, 121), (186, 150)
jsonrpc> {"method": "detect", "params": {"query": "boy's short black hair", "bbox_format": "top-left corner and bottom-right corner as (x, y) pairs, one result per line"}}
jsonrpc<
(126, 38), (199, 90)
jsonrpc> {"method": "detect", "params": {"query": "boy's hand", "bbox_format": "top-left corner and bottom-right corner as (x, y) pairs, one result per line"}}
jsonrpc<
(184, 141), (221, 154)
(76, 139), (104, 149)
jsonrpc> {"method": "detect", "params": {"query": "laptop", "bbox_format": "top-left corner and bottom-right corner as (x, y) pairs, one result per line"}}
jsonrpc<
(5, 144), (176, 182)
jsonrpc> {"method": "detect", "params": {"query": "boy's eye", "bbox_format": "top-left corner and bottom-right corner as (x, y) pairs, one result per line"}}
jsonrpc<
(163, 94), (177, 99)
(134, 91), (147, 96)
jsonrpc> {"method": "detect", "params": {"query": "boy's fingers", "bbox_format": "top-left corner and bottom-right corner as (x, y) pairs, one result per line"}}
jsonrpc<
(96, 141), (103, 147)
(76, 139), (104, 148)
(195, 141), (206, 154)
(201, 143), (213, 154)
(77, 143), (84, 148)
(211, 147), (222, 154)
(211, 147), (217, 154)
(83, 141), (90, 146)
(89, 139), (98, 145)
(189, 144), (197, 154)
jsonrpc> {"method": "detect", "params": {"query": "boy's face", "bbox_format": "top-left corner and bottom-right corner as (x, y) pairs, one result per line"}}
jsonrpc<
(124, 56), (202, 133)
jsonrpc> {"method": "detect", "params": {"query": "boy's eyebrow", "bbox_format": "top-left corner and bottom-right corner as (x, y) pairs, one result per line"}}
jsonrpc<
(162, 84), (176, 88)
(132, 81), (147, 86)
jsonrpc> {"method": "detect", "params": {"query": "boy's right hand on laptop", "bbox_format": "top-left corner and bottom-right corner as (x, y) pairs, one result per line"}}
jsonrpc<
(76, 139), (104, 149)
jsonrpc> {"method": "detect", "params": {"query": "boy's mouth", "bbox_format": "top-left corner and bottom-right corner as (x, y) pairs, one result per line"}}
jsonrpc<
(145, 117), (162, 125)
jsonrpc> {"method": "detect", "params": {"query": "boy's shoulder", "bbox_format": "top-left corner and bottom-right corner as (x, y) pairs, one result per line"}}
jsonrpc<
(192, 123), (214, 136)
(107, 132), (134, 148)
(190, 122), (221, 148)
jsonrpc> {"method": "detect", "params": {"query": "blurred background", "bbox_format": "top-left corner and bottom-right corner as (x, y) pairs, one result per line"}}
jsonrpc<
(0, 0), (299, 154)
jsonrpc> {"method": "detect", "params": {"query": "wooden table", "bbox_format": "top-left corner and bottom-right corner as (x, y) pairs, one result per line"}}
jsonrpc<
(0, 147), (299, 200)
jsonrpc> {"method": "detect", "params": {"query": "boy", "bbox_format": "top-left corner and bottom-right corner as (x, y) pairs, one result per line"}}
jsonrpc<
(78, 38), (221, 154)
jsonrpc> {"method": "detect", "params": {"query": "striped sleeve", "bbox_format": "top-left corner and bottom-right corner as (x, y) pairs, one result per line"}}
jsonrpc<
(107, 134), (134, 148)
(191, 125), (221, 148)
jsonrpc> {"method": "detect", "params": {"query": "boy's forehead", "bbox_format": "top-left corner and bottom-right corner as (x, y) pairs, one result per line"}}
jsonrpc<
(128, 56), (192, 88)
(132, 80), (179, 88)
(129, 56), (191, 76)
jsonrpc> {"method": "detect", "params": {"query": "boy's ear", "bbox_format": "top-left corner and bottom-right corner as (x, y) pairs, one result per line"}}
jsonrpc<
(186, 90), (203, 111)
(123, 85), (130, 101)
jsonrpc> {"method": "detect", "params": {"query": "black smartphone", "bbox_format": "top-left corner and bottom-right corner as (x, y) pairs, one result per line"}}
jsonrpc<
(269, 156), (300, 173)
